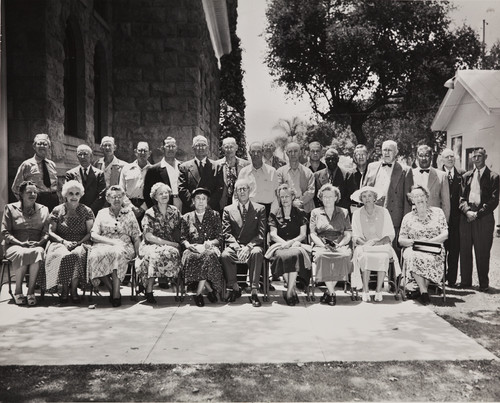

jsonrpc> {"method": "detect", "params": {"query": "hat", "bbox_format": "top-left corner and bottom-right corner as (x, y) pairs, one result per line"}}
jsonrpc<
(192, 187), (211, 198)
(351, 186), (378, 204)
(33, 133), (51, 144)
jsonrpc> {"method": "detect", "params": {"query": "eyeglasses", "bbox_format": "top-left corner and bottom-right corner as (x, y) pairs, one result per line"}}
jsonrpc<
(108, 195), (123, 200)
(35, 142), (49, 147)
(136, 149), (149, 153)
(77, 152), (90, 157)
(236, 187), (249, 192)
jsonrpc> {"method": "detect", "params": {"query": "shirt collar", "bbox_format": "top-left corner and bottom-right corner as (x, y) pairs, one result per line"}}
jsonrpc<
(195, 157), (207, 165)
(238, 201), (250, 210)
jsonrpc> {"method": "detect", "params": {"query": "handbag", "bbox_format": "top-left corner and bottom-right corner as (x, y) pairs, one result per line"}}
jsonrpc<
(412, 240), (442, 255)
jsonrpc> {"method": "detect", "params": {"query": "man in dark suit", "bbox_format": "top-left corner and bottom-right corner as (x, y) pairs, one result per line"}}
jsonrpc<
(221, 178), (266, 307)
(440, 148), (464, 287)
(263, 140), (286, 170)
(459, 147), (499, 292)
(143, 136), (182, 211)
(304, 141), (326, 173)
(178, 135), (225, 214)
(313, 147), (354, 210)
(65, 144), (106, 215)
(363, 140), (413, 255)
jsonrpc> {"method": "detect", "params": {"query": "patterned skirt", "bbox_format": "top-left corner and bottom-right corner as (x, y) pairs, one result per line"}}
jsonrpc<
(136, 243), (181, 287)
(87, 243), (135, 282)
(44, 242), (89, 292)
(181, 249), (224, 293)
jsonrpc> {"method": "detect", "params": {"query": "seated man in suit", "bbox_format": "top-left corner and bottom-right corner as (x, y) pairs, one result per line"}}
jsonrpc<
(65, 144), (106, 215)
(221, 178), (267, 307)
(314, 147), (354, 210)
(363, 140), (413, 255)
(178, 135), (225, 214)
(143, 136), (182, 212)
(217, 136), (250, 207)
(412, 145), (450, 221)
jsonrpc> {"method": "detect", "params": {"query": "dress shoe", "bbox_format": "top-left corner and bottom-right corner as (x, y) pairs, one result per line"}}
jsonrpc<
(111, 297), (122, 307)
(14, 294), (27, 306)
(327, 293), (336, 306)
(225, 289), (241, 303)
(406, 290), (421, 300)
(419, 292), (430, 306)
(282, 291), (295, 306)
(319, 292), (329, 303)
(145, 292), (157, 304)
(374, 292), (383, 302)
(249, 294), (262, 307)
(478, 287), (490, 293)
(206, 290), (218, 303)
(194, 294), (205, 307)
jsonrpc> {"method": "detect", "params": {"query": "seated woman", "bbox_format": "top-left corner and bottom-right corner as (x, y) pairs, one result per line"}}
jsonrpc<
(267, 183), (310, 306)
(137, 183), (181, 304)
(88, 185), (141, 307)
(1, 181), (49, 306)
(351, 186), (401, 303)
(45, 180), (94, 303)
(310, 184), (352, 306)
(181, 187), (224, 307)
(398, 185), (448, 305)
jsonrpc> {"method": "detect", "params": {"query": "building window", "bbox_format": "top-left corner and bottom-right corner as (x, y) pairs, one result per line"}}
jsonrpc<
(63, 17), (85, 138)
(93, 42), (108, 144)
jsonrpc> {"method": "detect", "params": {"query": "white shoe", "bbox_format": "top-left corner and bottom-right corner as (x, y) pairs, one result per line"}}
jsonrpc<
(27, 294), (37, 306)
(374, 292), (383, 302)
(14, 294), (27, 305)
(362, 292), (371, 302)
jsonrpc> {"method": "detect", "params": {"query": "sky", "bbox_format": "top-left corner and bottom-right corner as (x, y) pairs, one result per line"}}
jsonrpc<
(237, 0), (500, 144)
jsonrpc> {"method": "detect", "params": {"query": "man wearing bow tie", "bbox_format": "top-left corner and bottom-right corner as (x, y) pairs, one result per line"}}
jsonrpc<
(440, 148), (464, 287)
(363, 140), (413, 255)
(412, 145), (450, 221)
(459, 147), (499, 292)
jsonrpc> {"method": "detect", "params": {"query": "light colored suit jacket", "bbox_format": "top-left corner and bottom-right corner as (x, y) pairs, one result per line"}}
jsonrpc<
(412, 167), (450, 221)
(276, 164), (315, 213)
(363, 161), (413, 228)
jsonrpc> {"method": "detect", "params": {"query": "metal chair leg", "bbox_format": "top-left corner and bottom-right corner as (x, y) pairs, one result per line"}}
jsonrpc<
(1, 259), (14, 302)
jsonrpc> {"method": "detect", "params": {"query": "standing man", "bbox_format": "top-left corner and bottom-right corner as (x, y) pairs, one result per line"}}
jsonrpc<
(263, 140), (286, 170)
(93, 136), (127, 188)
(143, 136), (182, 212)
(119, 141), (152, 222)
(238, 141), (280, 217)
(12, 133), (59, 211)
(304, 141), (326, 173)
(313, 147), (354, 210)
(65, 144), (106, 215)
(178, 135), (225, 214)
(277, 142), (315, 214)
(217, 137), (250, 207)
(221, 178), (266, 307)
(412, 145), (450, 221)
(363, 140), (413, 254)
(352, 144), (369, 190)
(459, 147), (499, 292)
(440, 148), (464, 287)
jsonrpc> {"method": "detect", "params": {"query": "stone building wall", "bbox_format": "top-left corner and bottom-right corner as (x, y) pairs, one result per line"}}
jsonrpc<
(112, 0), (221, 161)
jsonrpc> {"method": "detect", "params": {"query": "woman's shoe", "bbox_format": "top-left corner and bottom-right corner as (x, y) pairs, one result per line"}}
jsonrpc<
(27, 294), (37, 306)
(111, 296), (122, 307)
(59, 295), (69, 304)
(419, 292), (430, 306)
(362, 292), (371, 302)
(283, 291), (295, 306)
(320, 292), (329, 304)
(14, 294), (27, 306)
(374, 292), (383, 302)
(145, 292), (157, 304)
(195, 294), (205, 307)
(206, 290), (218, 303)
(327, 293), (336, 306)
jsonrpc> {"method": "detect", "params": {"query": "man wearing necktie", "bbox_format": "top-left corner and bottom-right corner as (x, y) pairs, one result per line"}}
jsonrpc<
(178, 135), (224, 214)
(411, 145), (450, 221)
(65, 144), (106, 215)
(11, 133), (59, 211)
(363, 140), (413, 256)
(440, 148), (464, 287)
(459, 147), (499, 292)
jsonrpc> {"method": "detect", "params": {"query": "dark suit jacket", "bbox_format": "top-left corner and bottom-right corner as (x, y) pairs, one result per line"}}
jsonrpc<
(313, 166), (354, 210)
(143, 162), (174, 208)
(267, 155), (286, 170)
(441, 166), (464, 225)
(459, 166), (499, 219)
(363, 161), (413, 228)
(178, 158), (225, 214)
(65, 166), (106, 215)
(216, 156), (250, 206)
(222, 201), (266, 249)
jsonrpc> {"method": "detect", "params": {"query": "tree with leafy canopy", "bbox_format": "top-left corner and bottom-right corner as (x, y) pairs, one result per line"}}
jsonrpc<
(265, 0), (482, 145)
(219, 0), (247, 158)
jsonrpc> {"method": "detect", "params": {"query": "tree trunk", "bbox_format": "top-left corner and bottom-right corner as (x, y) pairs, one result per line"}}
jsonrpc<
(350, 115), (367, 145)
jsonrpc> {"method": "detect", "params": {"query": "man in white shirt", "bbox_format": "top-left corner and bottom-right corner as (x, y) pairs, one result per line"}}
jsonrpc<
(143, 136), (182, 212)
(93, 136), (127, 188)
(412, 145), (450, 221)
(119, 141), (152, 221)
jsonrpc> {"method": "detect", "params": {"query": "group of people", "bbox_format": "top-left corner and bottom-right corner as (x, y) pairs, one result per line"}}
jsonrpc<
(2, 132), (498, 308)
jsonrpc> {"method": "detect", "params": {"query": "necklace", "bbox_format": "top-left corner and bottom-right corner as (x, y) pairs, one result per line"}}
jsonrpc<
(23, 206), (35, 218)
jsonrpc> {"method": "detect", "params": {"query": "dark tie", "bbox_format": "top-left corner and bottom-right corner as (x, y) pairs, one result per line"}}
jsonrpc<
(420, 169), (430, 174)
(448, 171), (453, 184)
(240, 204), (247, 223)
(42, 159), (51, 188)
(81, 167), (88, 183)
(382, 163), (392, 168)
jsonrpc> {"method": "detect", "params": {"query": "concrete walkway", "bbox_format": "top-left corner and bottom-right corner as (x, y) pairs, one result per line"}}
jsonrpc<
(0, 285), (495, 365)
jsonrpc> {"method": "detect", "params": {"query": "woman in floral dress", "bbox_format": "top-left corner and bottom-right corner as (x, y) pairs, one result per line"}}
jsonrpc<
(137, 183), (181, 304)
(399, 185), (448, 305)
(45, 180), (94, 303)
(88, 185), (141, 307)
(181, 188), (224, 307)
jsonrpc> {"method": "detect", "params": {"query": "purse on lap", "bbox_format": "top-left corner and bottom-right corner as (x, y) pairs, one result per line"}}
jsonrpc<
(412, 240), (442, 255)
